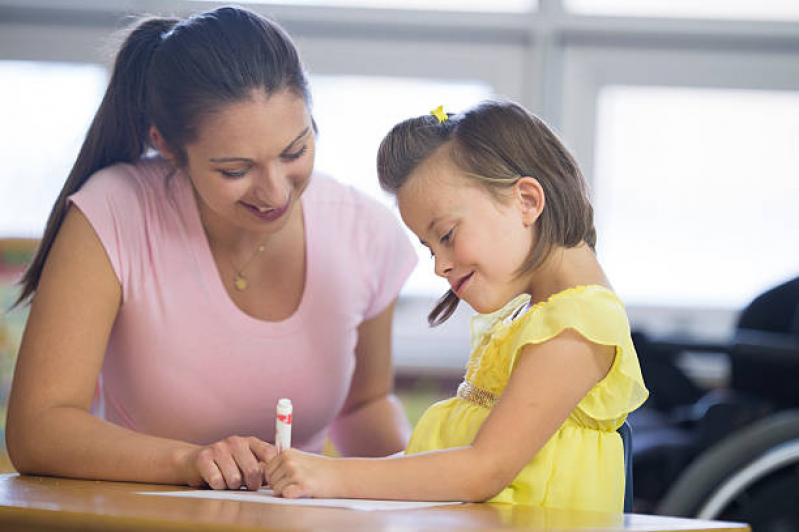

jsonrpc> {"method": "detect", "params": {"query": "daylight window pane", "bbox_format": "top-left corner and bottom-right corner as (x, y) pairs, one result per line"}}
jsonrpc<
(196, 0), (536, 12)
(593, 86), (799, 308)
(310, 75), (492, 296)
(0, 61), (108, 238)
(565, 0), (799, 21)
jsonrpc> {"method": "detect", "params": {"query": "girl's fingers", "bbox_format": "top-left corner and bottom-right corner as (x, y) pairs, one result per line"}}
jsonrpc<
(250, 438), (277, 464)
(264, 452), (284, 483)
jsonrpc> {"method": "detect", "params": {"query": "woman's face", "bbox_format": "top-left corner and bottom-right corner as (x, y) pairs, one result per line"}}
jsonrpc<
(181, 89), (315, 238)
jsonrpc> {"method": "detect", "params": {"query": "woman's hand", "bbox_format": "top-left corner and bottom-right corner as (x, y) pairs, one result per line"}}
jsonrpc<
(181, 436), (276, 490)
(265, 449), (340, 498)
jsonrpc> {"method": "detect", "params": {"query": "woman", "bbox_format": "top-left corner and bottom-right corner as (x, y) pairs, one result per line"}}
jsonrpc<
(6, 6), (416, 491)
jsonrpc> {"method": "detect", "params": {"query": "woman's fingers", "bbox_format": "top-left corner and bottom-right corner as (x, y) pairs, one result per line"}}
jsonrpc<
(191, 436), (275, 490)
(229, 438), (265, 491)
(213, 444), (243, 489)
(195, 447), (227, 489)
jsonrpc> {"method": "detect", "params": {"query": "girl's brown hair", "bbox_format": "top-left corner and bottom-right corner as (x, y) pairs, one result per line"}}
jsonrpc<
(377, 100), (596, 326)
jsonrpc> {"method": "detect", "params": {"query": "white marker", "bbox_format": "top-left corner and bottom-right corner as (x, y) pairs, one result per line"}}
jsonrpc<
(275, 398), (292, 453)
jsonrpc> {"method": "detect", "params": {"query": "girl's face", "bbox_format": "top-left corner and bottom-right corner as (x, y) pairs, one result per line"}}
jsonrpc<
(397, 150), (538, 314)
(180, 89), (315, 239)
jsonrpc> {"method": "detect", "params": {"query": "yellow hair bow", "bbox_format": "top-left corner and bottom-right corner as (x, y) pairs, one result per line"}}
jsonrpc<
(430, 105), (448, 123)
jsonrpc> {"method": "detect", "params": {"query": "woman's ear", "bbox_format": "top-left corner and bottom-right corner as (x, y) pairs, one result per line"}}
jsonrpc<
(149, 126), (179, 166)
(514, 176), (545, 226)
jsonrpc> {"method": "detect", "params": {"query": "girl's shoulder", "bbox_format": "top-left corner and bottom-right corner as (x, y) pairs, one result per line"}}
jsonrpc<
(512, 285), (630, 347)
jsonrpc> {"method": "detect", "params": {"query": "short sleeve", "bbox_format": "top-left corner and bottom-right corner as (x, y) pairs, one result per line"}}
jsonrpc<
(506, 287), (649, 422)
(359, 199), (418, 320)
(67, 164), (146, 300)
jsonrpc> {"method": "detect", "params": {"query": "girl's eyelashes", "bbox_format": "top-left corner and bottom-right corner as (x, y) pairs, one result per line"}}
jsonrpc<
(440, 228), (454, 245)
(281, 145), (308, 161)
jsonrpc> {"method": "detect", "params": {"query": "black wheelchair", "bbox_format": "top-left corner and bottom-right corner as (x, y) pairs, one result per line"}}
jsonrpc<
(629, 276), (799, 530)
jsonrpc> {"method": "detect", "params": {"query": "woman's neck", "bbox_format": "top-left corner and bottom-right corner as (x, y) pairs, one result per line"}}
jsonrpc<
(193, 187), (301, 261)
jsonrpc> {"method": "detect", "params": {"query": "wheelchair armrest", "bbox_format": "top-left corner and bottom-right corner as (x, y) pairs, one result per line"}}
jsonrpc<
(732, 328), (799, 363)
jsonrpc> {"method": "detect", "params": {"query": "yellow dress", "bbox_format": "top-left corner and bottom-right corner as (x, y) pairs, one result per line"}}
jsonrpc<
(405, 285), (649, 512)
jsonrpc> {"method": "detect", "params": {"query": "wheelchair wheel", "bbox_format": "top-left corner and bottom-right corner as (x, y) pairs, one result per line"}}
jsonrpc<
(657, 410), (799, 530)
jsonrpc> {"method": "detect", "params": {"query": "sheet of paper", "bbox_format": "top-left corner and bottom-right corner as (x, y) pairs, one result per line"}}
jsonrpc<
(138, 488), (463, 511)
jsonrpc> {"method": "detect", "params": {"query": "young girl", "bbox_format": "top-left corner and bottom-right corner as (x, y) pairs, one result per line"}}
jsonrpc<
(264, 100), (648, 512)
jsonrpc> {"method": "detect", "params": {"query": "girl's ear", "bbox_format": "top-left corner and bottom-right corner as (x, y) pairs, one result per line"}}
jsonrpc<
(514, 176), (545, 227)
(149, 126), (179, 166)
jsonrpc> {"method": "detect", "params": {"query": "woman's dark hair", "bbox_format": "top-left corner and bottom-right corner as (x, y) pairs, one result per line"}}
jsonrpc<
(377, 100), (596, 326)
(15, 6), (311, 306)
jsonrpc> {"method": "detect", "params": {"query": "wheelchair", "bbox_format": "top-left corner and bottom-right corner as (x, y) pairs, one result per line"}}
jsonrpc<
(629, 276), (799, 531)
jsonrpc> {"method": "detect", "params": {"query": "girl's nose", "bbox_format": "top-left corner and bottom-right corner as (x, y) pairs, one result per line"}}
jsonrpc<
(434, 253), (454, 278)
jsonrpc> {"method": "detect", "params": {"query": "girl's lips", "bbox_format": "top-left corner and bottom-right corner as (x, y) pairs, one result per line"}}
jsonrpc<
(241, 197), (291, 222)
(453, 272), (474, 296)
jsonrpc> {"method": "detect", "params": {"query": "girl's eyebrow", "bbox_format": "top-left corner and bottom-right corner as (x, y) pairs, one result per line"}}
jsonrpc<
(209, 126), (311, 163)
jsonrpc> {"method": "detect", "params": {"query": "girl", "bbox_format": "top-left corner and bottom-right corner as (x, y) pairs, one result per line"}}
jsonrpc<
(265, 100), (648, 512)
(6, 7), (416, 491)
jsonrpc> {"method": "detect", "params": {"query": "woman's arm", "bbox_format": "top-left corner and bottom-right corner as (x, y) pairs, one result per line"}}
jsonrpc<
(266, 329), (615, 501)
(328, 301), (411, 457)
(6, 206), (273, 489)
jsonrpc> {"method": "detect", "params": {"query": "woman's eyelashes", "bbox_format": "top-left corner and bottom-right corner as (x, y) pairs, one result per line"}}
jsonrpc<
(219, 168), (250, 178)
(216, 146), (308, 178)
(281, 145), (308, 161)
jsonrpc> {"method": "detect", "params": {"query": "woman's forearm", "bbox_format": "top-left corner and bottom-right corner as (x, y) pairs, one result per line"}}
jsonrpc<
(329, 393), (411, 457)
(7, 404), (197, 485)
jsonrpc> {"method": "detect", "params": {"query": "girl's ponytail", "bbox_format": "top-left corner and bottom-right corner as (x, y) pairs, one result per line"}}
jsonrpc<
(14, 17), (177, 307)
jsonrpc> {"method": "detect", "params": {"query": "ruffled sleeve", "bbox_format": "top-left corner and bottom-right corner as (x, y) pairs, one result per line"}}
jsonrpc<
(506, 286), (648, 423)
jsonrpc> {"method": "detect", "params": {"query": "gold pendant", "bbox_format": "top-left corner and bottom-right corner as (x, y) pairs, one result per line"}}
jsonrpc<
(234, 274), (248, 291)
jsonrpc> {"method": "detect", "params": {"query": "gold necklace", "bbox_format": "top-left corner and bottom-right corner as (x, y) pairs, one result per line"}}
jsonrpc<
(232, 241), (267, 291)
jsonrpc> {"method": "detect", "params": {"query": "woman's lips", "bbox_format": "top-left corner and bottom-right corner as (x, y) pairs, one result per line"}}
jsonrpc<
(453, 272), (474, 296)
(241, 197), (290, 222)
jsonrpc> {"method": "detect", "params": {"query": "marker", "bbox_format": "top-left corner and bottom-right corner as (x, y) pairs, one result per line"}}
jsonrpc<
(276, 398), (292, 453)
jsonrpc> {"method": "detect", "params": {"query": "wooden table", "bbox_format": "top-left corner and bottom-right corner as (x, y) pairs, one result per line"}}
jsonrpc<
(0, 474), (749, 532)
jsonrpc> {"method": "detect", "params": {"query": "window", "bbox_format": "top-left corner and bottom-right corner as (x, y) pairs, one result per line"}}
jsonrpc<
(196, 0), (537, 12)
(0, 60), (107, 237)
(311, 74), (493, 296)
(593, 85), (799, 308)
(564, 0), (799, 21)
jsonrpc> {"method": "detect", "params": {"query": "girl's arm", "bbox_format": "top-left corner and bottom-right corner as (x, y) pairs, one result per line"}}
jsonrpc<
(328, 301), (411, 457)
(266, 328), (614, 501)
(5, 206), (274, 489)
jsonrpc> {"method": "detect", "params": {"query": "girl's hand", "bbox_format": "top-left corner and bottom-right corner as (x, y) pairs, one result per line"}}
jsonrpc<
(265, 449), (340, 498)
(181, 436), (276, 490)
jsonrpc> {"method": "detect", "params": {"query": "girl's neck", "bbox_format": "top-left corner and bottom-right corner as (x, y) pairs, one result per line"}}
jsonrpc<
(524, 242), (611, 305)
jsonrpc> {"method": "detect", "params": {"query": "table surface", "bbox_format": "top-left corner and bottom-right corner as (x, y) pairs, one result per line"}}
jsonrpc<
(0, 474), (750, 532)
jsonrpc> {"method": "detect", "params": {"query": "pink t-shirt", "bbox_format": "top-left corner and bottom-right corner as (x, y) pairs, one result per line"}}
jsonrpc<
(68, 157), (416, 452)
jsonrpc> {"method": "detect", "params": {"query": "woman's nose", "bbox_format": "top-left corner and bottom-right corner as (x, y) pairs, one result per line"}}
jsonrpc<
(252, 166), (289, 207)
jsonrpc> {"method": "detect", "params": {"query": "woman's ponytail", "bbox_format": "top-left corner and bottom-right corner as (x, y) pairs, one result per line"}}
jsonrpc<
(14, 17), (177, 307)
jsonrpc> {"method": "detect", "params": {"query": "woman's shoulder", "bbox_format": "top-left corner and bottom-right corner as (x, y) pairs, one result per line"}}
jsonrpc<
(305, 173), (391, 217)
(81, 156), (172, 201)
(304, 172), (405, 244)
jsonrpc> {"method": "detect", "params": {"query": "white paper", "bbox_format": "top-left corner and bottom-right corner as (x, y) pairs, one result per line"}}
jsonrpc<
(138, 488), (463, 511)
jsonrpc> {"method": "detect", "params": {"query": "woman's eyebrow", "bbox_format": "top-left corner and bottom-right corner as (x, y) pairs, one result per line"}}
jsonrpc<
(208, 127), (310, 163)
(282, 127), (311, 152)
